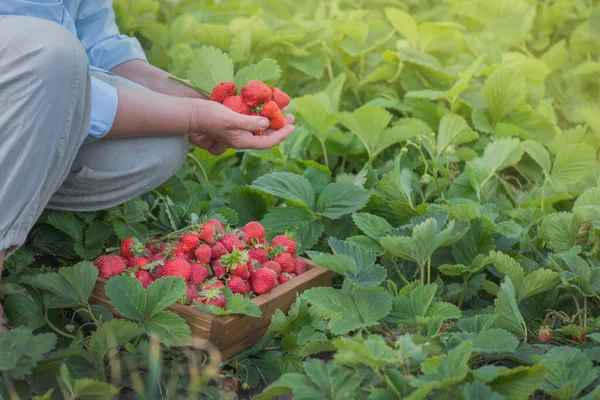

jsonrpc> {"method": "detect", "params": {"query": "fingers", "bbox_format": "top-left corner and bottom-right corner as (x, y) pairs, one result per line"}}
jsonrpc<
(234, 124), (296, 150)
(209, 142), (229, 156)
(230, 112), (271, 132)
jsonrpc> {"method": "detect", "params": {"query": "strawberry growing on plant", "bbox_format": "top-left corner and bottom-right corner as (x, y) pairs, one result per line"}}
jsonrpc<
(538, 326), (552, 343)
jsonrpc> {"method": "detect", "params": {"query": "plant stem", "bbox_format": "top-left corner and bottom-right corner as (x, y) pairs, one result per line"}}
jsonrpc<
(380, 320), (397, 341)
(427, 257), (431, 284)
(168, 76), (208, 96)
(540, 176), (548, 211)
(188, 153), (211, 189)
(584, 296), (588, 329)
(2, 372), (20, 400)
(44, 309), (76, 340)
(420, 262), (425, 285)
(458, 278), (468, 309)
(319, 139), (329, 169)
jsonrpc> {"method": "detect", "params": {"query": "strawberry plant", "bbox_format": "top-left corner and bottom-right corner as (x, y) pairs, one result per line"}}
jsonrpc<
(5, 0), (600, 398)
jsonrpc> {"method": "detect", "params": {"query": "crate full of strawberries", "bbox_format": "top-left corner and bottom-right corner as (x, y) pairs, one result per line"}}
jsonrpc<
(89, 219), (332, 358)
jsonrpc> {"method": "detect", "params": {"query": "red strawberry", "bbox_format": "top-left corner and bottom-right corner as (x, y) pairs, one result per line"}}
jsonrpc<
(120, 237), (146, 259)
(263, 260), (282, 275)
(259, 100), (281, 119)
(241, 80), (272, 107)
(248, 247), (268, 264)
(210, 82), (237, 103)
(279, 273), (294, 284)
(135, 270), (154, 288)
(145, 243), (162, 255)
(293, 258), (307, 275)
(572, 333), (588, 343)
(162, 258), (192, 281)
(269, 116), (287, 130)
(203, 280), (225, 291)
(250, 268), (279, 295)
(180, 233), (200, 252)
(274, 253), (294, 274)
(207, 219), (225, 233)
(194, 245), (212, 264)
(186, 283), (200, 300)
(272, 87), (290, 108)
(128, 257), (149, 270)
(94, 255), (127, 278)
(271, 235), (296, 256)
(199, 224), (215, 245)
(538, 326), (552, 343)
(230, 262), (248, 277)
(227, 276), (251, 294)
(220, 234), (245, 252)
(148, 253), (165, 263)
(190, 262), (209, 285)
(211, 242), (229, 259)
(243, 222), (266, 242)
(212, 259), (227, 279)
(223, 96), (250, 115)
(150, 263), (165, 280)
(199, 287), (226, 308)
(241, 268), (252, 280)
(252, 129), (264, 136)
(174, 249), (193, 262)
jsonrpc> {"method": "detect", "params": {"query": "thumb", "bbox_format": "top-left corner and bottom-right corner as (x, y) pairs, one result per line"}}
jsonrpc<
(232, 112), (271, 132)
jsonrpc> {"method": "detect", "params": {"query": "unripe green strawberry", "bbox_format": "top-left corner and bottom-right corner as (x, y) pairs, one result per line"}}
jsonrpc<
(259, 100), (281, 119)
(272, 87), (290, 108)
(241, 80), (272, 107)
(223, 96), (250, 115)
(269, 116), (287, 130)
(211, 82), (237, 103)
(538, 326), (552, 343)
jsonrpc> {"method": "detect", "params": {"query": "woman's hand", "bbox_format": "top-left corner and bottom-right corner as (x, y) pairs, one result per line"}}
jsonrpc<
(185, 99), (295, 154)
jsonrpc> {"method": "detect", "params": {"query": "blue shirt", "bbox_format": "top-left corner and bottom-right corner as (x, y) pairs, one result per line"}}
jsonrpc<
(0, 0), (148, 141)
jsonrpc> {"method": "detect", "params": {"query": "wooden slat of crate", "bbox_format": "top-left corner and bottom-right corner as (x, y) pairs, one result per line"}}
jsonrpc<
(90, 260), (332, 359)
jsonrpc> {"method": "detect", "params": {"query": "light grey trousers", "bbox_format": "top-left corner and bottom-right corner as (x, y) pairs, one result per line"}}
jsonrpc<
(0, 16), (188, 252)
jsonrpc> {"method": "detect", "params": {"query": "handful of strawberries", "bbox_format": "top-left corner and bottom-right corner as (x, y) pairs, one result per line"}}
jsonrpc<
(210, 80), (290, 134)
(93, 220), (305, 311)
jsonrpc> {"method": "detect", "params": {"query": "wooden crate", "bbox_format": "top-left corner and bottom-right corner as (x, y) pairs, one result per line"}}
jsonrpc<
(90, 260), (332, 359)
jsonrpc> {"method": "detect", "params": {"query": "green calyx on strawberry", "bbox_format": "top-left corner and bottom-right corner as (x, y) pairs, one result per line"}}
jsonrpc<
(199, 286), (226, 308)
(538, 326), (552, 343)
(120, 237), (146, 259)
(220, 248), (249, 276)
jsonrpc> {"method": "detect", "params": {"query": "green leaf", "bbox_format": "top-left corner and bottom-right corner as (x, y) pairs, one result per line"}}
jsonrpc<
(0, 327), (57, 379)
(254, 372), (325, 400)
(262, 207), (313, 238)
(490, 365), (547, 400)
(234, 58), (281, 88)
(460, 382), (505, 400)
(540, 347), (597, 400)
(2, 291), (45, 330)
(352, 213), (393, 239)
(306, 252), (356, 275)
(142, 311), (191, 347)
(302, 287), (356, 321)
(469, 328), (519, 354)
(145, 277), (186, 320)
(59, 261), (98, 305)
(104, 275), (146, 321)
(47, 212), (83, 241)
(550, 143), (596, 187)
(467, 138), (523, 188)
(518, 269), (560, 303)
(71, 379), (118, 400)
(187, 46), (234, 95)
(335, 105), (392, 160)
(494, 277), (527, 340)
(317, 182), (370, 219)
(457, 314), (498, 333)
(488, 251), (524, 291)
(252, 172), (315, 211)
(484, 67), (527, 123)
(89, 319), (144, 364)
(353, 290), (393, 328)
(195, 287), (261, 317)
(296, 219), (325, 254)
(385, 8), (418, 47)
(521, 140), (551, 174)
(539, 212), (578, 251)
(230, 187), (270, 226)
(437, 113), (478, 157)
(412, 341), (473, 388)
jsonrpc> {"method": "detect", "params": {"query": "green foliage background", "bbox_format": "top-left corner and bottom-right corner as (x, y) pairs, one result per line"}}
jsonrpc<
(4, 0), (600, 398)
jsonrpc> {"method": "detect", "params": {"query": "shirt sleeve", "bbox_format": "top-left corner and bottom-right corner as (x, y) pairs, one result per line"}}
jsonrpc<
(74, 0), (147, 71)
(86, 76), (119, 143)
